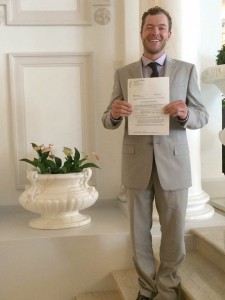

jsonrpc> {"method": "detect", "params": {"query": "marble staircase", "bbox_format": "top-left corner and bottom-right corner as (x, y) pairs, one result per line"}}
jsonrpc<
(76, 226), (225, 300)
(179, 227), (225, 300)
(1, 199), (225, 300)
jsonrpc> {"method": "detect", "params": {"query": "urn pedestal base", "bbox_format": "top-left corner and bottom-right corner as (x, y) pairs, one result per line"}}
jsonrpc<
(29, 212), (91, 229)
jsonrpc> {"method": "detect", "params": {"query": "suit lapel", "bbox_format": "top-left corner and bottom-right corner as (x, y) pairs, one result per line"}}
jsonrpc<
(164, 57), (177, 86)
(130, 60), (143, 78)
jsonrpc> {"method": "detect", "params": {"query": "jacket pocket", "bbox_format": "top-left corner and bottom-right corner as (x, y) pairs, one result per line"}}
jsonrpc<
(174, 144), (189, 156)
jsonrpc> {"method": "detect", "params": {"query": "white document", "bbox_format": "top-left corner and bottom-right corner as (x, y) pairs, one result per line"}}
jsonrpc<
(128, 77), (169, 135)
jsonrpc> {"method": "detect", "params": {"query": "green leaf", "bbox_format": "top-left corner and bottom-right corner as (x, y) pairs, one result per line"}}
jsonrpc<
(73, 166), (83, 172)
(78, 158), (86, 165)
(216, 45), (225, 65)
(63, 160), (72, 168)
(45, 160), (57, 170)
(36, 161), (47, 174)
(54, 156), (62, 168)
(74, 148), (80, 162)
(20, 143), (100, 174)
(66, 155), (73, 163)
(20, 158), (38, 168)
(40, 151), (50, 161)
(60, 166), (69, 173)
(33, 157), (40, 164)
(81, 163), (100, 169)
(31, 143), (42, 157)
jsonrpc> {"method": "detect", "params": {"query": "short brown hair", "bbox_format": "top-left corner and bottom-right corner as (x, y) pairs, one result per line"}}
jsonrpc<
(141, 6), (172, 33)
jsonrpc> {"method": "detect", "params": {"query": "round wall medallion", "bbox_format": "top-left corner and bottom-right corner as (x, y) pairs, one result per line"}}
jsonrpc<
(94, 7), (110, 25)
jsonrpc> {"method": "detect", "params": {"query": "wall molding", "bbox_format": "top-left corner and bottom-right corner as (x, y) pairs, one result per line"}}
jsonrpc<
(0, 0), (92, 25)
(93, 0), (111, 6)
(8, 52), (95, 189)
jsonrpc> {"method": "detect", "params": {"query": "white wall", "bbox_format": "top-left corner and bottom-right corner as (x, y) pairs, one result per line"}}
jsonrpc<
(0, 1), (125, 205)
(0, 0), (224, 206)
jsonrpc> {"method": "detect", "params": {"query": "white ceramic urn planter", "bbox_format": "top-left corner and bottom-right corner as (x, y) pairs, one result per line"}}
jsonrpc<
(19, 168), (98, 229)
(201, 64), (225, 94)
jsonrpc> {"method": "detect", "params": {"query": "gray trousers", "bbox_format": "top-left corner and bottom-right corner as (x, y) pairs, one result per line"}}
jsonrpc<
(126, 160), (188, 300)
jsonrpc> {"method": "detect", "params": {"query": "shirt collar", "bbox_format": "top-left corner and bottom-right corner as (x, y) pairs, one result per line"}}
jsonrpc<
(142, 53), (167, 67)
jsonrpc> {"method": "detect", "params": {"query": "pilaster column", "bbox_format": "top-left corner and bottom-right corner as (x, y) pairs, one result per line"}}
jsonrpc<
(166, 0), (214, 220)
(146, 0), (214, 221)
(123, 0), (140, 64)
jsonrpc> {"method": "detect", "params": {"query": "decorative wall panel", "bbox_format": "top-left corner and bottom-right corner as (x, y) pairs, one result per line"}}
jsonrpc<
(0, 0), (92, 25)
(9, 52), (95, 188)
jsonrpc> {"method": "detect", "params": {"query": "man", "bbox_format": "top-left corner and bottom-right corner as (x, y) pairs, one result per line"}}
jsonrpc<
(102, 6), (208, 300)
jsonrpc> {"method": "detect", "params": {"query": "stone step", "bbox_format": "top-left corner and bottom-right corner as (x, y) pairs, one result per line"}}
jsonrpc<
(76, 270), (139, 300)
(76, 225), (225, 300)
(191, 226), (225, 273)
(180, 251), (225, 300)
(76, 246), (225, 300)
(112, 245), (225, 300)
(112, 254), (225, 300)
(112, 269), (138, 300)
(112, 268), (187, 300)
(76, 291), (121, 300)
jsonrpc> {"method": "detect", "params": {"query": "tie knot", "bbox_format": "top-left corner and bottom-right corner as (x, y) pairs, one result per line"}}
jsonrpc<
(148, 62), (159, 77)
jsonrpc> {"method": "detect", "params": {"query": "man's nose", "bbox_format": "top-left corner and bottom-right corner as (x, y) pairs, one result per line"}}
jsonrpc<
(152, 27), (159, 34)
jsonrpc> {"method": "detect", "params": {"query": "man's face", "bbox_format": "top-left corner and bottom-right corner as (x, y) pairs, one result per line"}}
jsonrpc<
(141, 13), (171, 58)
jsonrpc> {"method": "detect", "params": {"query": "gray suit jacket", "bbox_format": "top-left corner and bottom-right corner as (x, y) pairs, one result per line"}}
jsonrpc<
(102, 57), (209, 191)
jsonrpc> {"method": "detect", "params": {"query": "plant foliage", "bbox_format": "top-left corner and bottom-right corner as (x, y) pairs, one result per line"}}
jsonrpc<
(216, 44), (225, 65)
(20, 143), (100, 174)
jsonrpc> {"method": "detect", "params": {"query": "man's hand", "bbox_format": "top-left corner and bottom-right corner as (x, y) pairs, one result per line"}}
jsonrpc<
(164, 100), (188, 120)
(111, 100), (133, 120)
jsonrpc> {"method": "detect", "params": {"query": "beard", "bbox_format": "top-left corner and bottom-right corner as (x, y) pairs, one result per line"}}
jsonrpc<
(142, 39), (167, 55)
